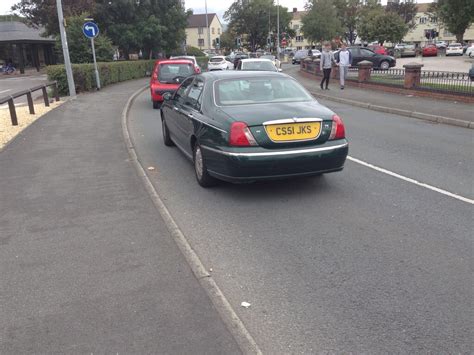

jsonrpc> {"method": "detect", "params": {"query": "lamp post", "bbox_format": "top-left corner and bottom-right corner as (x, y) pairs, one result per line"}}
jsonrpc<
(56, 0), (76, 96)
(205, 0), (211, 50)
(277, 0), (280, 57)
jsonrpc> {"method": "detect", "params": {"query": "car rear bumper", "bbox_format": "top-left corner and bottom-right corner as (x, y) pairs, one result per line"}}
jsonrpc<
(202, 140), (348, 183)
(150, 86), (178, 102)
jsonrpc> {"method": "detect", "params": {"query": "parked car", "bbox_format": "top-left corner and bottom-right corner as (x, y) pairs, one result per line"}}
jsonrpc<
(260, 54), (281, 69)
(208, 56), (233, 71)
(422, 44), (438, 57)
(446, 43), (463, 56)
(292, 49), (309, 64)
(435, 41), (447, 49)
(159, 71), (348, 187)
(233, 53), (249, 69)
(466, 44), (474, 57)
(334, 47), (396, 70)
(236, 58), (279, 72)
(395, 43), (416, 57)
(368, 45), (388, 55)
(170, 56), (201, 73)
(149, 59), (197, 109)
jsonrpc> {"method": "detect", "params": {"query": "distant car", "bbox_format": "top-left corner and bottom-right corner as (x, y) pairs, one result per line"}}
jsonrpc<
(236, 58), (279, 72)
(368, 45), (388, 55)
(149, 59), (197, 109)
(208, 56), (233, 71)
(446, 43), (463, 56)
(292, 49), (309, 64)
(159, 71), (348, 187)
(422, 44), (438, 57)
(260, 54), (281, 69)
(397, 43), (416, 57)
(466, 44), (474, 57)
(435, 41), (447, 49)
(170, 56), (201, 73)
(334, 47), (396, 70)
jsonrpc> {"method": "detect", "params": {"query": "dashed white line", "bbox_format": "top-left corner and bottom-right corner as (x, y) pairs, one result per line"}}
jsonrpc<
(348, 156), (474, 205)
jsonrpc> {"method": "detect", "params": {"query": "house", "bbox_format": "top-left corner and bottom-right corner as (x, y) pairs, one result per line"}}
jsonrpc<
(0, 21), (56, 73)
(289, 8), (313, 50)
(403, 3), (474, 45)
(186, 13), (223, 50)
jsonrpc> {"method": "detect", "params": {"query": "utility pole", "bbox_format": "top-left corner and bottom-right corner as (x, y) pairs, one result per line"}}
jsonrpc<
(277, 0), (280, 57)
(205, 0), (211, 50)
(56, 0), (76, 97)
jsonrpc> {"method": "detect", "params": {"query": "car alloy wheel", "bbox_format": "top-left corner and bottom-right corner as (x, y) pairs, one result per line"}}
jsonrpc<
(380, 60), (389, 70)
(193, 144), (217, 187)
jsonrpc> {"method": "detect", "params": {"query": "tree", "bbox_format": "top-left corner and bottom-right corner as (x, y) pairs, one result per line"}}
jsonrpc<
(357, 4), (408, 45)
(386, 1), (417, 30)
(54, 13), (114, 63)
(11, 0), (95, 36)
(430, 0), (474, 42)
(301, 0), (342, 44)
(333, 0), (361, 45)
(220, 28), (237, 51)
(224, 0), (292, 52)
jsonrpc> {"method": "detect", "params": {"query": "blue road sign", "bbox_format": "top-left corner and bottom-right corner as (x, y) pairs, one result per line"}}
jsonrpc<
(82, 22), (99, 39)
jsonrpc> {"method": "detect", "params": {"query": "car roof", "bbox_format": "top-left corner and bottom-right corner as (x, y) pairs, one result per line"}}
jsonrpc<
(240, 58), (273, 62)
(155, 59), (194, 65)
(210, 55), (226, 58)
(199, 70), (288, 81)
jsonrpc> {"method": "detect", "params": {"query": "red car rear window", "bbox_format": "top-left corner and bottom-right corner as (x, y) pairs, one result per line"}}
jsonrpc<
(158, 64), (194, 84)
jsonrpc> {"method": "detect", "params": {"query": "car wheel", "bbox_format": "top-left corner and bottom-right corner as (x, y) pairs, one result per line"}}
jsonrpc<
(379, 60), (390, 70)
(470, 53), (473, 58)
(162, 118), (174, 147)
(193, 143), (217, 187)
(153, 101), (161, 109)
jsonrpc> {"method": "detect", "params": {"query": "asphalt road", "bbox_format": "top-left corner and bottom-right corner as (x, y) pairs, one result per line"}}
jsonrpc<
(128, 83), (473, 352)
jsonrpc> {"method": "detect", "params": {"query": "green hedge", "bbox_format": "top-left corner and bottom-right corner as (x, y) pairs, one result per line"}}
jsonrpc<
(196, 56), (208, 71)
(47, 60), (155, 95)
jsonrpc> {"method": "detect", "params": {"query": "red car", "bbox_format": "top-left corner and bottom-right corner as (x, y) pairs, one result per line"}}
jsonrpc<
(150, 59), (197, 109)
(422, 44), (438, 57)
(368, 45), (388, 55)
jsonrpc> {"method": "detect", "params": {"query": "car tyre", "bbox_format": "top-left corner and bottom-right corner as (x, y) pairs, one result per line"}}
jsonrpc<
(162, 118), (174, 147)
(153, 101), (161, 109)
(193, 143), (217, 187)
(379, 60), (390, 70)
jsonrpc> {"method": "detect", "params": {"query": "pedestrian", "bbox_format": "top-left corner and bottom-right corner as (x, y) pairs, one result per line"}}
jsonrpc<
(336, 43), (352, 90)
(320, 42), (334, 90)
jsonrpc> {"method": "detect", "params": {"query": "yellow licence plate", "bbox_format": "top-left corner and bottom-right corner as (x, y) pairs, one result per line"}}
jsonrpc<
(265, 122), (321, 142)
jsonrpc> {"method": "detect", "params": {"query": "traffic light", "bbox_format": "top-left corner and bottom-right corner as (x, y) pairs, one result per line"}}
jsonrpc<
(235, 37), (241, 47)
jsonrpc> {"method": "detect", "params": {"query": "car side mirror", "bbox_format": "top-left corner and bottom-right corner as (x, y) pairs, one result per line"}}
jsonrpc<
(163, 92), (172, 101)
(278, 68), (283, 72)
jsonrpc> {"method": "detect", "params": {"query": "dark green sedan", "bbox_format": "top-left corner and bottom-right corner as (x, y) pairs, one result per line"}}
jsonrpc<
(160, 71), (348, 187)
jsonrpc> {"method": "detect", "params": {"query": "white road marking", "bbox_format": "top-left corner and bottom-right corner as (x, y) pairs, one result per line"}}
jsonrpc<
(348, 156), (474, 205)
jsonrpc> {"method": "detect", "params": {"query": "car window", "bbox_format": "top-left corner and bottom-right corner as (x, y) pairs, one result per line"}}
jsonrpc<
(215, 77), (313, 106)
(158, 63), (194, 84)
(173, 77), (194, 103)
(210, 57), (224, 62)
(184, 79), (204, 110)
(241, 61), (277, 71)
(360, 48), (375, 56)
(349, 48), (359, 56)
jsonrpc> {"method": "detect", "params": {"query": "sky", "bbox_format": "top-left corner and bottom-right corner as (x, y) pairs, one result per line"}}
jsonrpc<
(1, 0), (432, 19)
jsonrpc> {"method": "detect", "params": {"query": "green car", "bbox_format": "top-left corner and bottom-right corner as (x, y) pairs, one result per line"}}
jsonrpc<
(160, 71), (348, 187)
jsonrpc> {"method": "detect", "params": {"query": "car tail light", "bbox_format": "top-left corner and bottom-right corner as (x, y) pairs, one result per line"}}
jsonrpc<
(329, 114), (345, 140)
(152, 71), (158, 81)
(229, 122), (258, 146)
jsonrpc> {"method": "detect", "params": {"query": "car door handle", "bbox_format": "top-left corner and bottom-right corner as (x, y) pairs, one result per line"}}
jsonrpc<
(173, 106), (179, 111)
(187, 113), (193, 119)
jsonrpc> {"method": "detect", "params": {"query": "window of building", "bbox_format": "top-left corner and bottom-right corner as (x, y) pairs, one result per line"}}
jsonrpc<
(443, 29), (453, 36)
(212, 27), (215, 34)
(198, 38), (204, 47)
(430, 16), (437, 23)
(296, 35), (304, 42)
(293, 24), (299, 30)
(198, 27), (203, 34)
(419, 17), (427, 24)
(218, 28), (220, 34)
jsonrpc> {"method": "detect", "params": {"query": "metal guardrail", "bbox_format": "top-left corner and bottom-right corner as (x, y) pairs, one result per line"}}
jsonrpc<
(0, 81), (59, 126)
(418, 70), (473, 96)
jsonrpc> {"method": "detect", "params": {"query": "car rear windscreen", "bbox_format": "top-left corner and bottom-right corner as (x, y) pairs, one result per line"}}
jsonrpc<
(241, 61), (276, 71)
(158, 64), (194, 83)
(215, 77), (313, 106)
(210, 57), (225, 62)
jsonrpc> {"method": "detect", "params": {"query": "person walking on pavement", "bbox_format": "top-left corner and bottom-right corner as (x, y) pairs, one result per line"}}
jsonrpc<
(337, 43), (352, 90)
(320, 42), (335, 90)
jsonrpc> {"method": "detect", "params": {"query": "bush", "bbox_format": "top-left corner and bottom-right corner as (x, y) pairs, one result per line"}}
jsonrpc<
(47, 60), (155, 95)
(195, 56), (208, 71)
(186, 46), (206, 57)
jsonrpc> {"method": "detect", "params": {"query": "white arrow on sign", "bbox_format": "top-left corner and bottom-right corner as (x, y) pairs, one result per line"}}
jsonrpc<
(85, 25), (96, 36)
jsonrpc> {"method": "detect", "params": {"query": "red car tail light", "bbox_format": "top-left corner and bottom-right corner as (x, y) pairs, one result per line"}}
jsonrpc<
(152, 71), (158, 81)
(329, 114), (345, 140)
(229, 122), (258, 146)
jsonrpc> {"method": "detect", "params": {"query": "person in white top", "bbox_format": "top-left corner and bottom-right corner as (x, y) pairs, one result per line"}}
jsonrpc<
(336, 43), (352, 90)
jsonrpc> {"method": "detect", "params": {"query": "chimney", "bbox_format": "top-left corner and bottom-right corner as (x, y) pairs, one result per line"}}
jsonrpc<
(293, 7), (297, 12)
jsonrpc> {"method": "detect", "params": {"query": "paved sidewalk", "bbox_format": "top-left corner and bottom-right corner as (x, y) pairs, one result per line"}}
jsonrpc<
(0, 80), (240, 353)
(285, 65), (474, 124)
